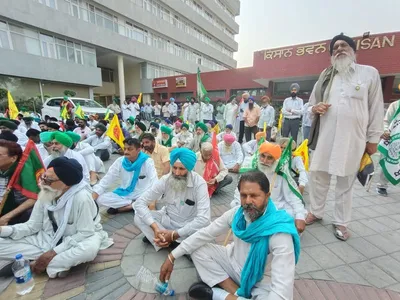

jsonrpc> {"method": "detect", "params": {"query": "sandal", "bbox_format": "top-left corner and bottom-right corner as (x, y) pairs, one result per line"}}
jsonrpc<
(305, 212), (322, 225)
(333, 225), (350, 241)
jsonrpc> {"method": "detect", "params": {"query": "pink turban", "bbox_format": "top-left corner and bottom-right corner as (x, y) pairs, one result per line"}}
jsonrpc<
(174, 121), (182, 128)
(224, 133), (236, 144)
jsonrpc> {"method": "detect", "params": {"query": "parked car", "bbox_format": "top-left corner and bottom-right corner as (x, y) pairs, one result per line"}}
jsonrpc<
(41, 97), (109, 120)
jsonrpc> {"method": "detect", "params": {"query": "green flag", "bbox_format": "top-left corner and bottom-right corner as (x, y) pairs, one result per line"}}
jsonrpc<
(275, 137), (304, 202)
(9, 140), (45, 200)
(197, 67), (208, 101)
(378, 103), (400, 185)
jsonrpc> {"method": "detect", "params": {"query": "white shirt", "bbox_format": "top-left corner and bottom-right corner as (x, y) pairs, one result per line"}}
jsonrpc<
(201, 103), (214, 120)
(258, 105), (275, 128)
(302, 102), (312, 127)
(0, 187), (112, 254)
(309, 63), (384, 176)
(238, 102), (249, 121)
(291, 156), (308, 187)
(144, 105), (153, 114)
(93, 156), (157, 200)
(134, 172), (211, 237)
(14, 129), (28, 147)
(242, 140), (258, 156)
(168, 102), (178, 116)
(171, 206), (296, 300)
(36, 143), (49, 161)
(87, 120), (99, 128)
(154, 104), (162, 116)
(282, 97), (304, 119)
(162, 105), (170, 118)
(232, 172), (306, 220)
(43, 149), (90, 184)
(73, 126), (92, 140)
(128, 103), (140, 118)
(173, 131), (193, 148)
(187, 103), (200, 120)
(218, 141), (244, 169)
(83, 134), (112, 155)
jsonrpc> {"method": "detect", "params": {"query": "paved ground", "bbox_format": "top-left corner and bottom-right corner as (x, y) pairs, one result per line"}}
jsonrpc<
(1, 154), (400, 299)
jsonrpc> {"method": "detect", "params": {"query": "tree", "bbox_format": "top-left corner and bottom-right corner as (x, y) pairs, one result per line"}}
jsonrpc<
(63, 90), (76, 97)
(0, 88), (7, 100)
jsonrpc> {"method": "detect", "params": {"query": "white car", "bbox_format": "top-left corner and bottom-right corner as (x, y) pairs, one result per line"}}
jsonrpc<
(41, 97), (109, 120)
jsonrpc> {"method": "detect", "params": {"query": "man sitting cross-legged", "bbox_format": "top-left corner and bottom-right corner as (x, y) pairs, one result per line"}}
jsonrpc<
(134, 148), (211, 251)
(218, 134), (243, 173)
(92, 138), (157, 215)
(159, 170), (300, 300)
(194, 142), (233, 196)
(0, 157), (113, 278)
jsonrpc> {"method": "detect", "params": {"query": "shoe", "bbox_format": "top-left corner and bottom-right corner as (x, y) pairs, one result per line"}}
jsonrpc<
(0, 260), (13, 277)
(107, 208), (119, 215)
(188, 282), (213, 300)
(142, 236), (151, 244)
(376, 187), (388, 197)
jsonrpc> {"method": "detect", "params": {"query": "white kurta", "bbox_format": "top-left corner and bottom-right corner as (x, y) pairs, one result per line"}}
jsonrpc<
(242, 140), (258, 156)
(258, 105), (275, 128)
(182, 103), (189, 121)
(162, 105), (170, 118)
(74, 142), (104, 173)
(129, 103), (140, 118)
(292, 155), (308, 187)
(231, 171), (306, 220)
(121, 104), (131, 121)
(172, 131), (193, 148)
(0, 188), (112, 277)
(309, 63), (384, 176)
(201, 103), (214, 120)
(83, 134), (112, 156)
(187, 103), (200, 123)
(218, 141), (244, 169)
(134, 172), (211, 250)
(14, 129), (28, 147)
(43, 149), (90, 184)
(171, 207), (296, 300)
(168, 103), (178, 117)
(93, 156), (157, 208)
(223, 103), (238, 127)
(216, 131), (236, 142)
(73, 126), (92, 140)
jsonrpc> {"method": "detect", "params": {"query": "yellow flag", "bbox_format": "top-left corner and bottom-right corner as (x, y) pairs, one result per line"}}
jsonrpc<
(60, 105), (68, 120)
(277, 109), (283, 130)
(137, 93), (142, 104)
(106, 114), (125, 150)
(75, 104), (84, 119)
(104, 108), (110, 121)
(263, 122), (267, 133)
(212, 123), (220, 134)
(293, 139), (309, 171)
(7, 91), (19, 120)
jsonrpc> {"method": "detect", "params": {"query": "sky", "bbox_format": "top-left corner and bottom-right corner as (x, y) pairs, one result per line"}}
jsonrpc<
(234, 0), (400, 67)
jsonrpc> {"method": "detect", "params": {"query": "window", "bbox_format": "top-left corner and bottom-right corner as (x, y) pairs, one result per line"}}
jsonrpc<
(231, 89), (268, 97)
(101, 68), (114, 82)
(56, 38), (67, 60)
(46, 98), (63, 107)
(207, 90), (226, 98)
(9, 24), (41, 55)
(82, 45), (96, 66)
(0, 21), (10, 49)
(40, 33), (57, 58)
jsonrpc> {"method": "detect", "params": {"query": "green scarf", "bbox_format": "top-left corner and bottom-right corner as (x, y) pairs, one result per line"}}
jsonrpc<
(162, 134), (173, 147)
(200, 133), (210, 143)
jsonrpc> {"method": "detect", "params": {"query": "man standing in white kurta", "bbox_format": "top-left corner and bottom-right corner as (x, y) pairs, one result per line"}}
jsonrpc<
(134, 148), (211, 251)
(159, 171), (300, 300)
(223, 97), (238, 132)
(92, 138), (157, 215)
(305, 34), (384, 241)
(0, 157), (112, 278)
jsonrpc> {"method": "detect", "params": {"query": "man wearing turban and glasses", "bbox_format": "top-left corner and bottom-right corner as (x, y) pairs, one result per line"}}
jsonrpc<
(134, 148), (211, 251)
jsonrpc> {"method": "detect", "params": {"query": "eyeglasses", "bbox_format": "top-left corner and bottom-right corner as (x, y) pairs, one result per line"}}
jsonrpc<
(40, 175), (60, 185)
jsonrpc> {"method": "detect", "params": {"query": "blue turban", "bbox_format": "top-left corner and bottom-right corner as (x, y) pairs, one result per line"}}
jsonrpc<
(170, 148), (196, 171)
(226, 124), (233, 130)
(170, 97), (175, 102)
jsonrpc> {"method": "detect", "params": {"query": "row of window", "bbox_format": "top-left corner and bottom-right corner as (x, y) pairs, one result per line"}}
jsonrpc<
(132, 0), (234, 57)
(0, 19), (96, 66)
(180, 0), (235, 38)
(214, 0), (236, 20)
(141, 63), (183, 80)
(50, 0), (229, 71)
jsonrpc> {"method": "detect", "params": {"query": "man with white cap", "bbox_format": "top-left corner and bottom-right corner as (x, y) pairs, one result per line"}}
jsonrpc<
(306, 33), (384, 241)
(282, 83), (303, 142)
(0, 157), (113, 278)
(134, 148), (211, 251)
(92, 138), (157, 215)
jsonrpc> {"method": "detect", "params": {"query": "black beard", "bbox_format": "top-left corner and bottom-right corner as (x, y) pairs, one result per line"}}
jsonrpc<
(249, 103), (254, 109)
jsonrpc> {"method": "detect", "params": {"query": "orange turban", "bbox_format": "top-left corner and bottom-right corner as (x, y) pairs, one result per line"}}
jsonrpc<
(256, 131), (266, 142)
(259, 142), (282, 160)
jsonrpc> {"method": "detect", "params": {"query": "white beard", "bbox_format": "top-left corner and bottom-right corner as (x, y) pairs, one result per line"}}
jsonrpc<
(38, 184), (62, 204)
(223, 145), (232, 153)
(258, 160), (279, 178)
(168, 174), (188, 192)
(331, 51), (356, 73)
(193, 133), (204, 148)
(50, 146), (68, 159)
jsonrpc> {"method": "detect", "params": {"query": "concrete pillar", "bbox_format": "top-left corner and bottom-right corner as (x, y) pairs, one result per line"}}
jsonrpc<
(88, 87), (94, 100)
(117, 55), (125, 107)
(143, 94), (151, 104)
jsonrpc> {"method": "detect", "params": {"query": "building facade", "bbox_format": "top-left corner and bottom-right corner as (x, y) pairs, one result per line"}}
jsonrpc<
(0, 0), (239, 106)
(153, 31), (400, 105)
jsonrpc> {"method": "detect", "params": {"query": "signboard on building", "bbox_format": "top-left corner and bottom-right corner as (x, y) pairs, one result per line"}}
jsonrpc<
(176, 77), (187, 88)
(152, 79), (168, 88)
(260, 34), (395, 61)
